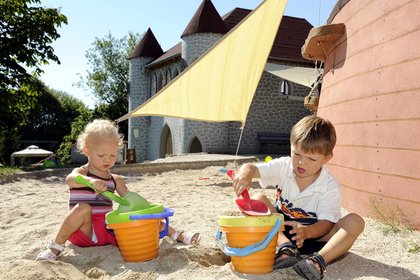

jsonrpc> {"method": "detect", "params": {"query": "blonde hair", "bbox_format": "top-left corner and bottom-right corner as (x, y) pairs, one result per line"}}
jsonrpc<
(290, 115), (336, 156)
(77, 119), (124, 151)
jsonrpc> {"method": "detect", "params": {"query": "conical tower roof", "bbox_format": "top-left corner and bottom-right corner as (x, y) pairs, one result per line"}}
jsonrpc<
(129, 28), (164, 59)
(181, 0), (228, 37)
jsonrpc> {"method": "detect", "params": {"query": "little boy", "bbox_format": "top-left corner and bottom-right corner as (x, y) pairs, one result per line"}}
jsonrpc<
(232, 115), (365, 279)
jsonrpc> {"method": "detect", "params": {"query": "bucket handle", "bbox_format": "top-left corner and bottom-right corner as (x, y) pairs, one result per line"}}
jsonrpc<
(215, 217), (281, 257)
(129, 207), (174, 221)
(158, 216), (170, 239)
(129, 208), (174, 239)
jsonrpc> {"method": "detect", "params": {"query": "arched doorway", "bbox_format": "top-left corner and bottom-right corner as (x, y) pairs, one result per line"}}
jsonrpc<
(159, 125), (173, 158)
(189, 136), (203, 153)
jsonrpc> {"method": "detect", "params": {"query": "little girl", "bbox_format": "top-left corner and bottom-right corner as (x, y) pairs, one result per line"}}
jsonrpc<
(36, 119), (199, 261)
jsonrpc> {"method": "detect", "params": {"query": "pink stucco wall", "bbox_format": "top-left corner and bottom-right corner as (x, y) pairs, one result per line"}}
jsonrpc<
(317, 0), (420, 228)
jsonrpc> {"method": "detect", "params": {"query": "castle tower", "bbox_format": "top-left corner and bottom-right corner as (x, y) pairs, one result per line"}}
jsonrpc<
(172, 0), (232, 154)
(128, 28), (163, 162)
(181, 0), (228, 65)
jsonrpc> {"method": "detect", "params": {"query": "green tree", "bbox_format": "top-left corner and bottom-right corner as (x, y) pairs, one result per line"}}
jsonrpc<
(56, 110), (93, 165)
(0, 0), (67, 90)
(1, 78), (89, 165)
(0, 79), (44, 163)
(19, 84), (88, 150)
(77, 32), (143, 136)
(0, 0), (67, 163)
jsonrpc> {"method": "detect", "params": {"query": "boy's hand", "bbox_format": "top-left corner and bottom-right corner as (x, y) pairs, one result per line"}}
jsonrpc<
(231, 163), (260, 196)
(284, 220), (308, 248)
(232, 174), (253, 196)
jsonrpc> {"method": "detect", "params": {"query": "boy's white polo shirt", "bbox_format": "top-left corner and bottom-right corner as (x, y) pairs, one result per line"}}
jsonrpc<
(256, 157), (342, 223)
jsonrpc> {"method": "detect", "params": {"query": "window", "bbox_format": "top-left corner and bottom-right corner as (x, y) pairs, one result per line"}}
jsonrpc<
(156, 72), (163, 91)
(166, 68), (171, 83)
(280, 80), (290, 95)
(149, 76), (154, 97)
(172, 67), (179, 78)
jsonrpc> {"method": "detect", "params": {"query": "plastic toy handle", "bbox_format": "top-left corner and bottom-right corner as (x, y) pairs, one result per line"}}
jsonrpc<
(226, 169), (235, 180)
(241, 189), (251, 203)
(227, 170), (250, 203)
(74, 175), (128, 205)
(215, 217), (281, 257)
(129, 208), (175, 239)
(129, 207), (174, 221)
(159, 217), (170, 239)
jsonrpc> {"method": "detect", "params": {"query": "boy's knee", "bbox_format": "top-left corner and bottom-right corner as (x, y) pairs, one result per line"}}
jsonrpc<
(345, 213), (365, 234)
(252, 192), (268, 201)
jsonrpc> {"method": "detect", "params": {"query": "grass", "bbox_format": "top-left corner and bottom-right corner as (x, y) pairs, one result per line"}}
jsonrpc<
(0, 166), (23, 175)
(408, 242), (420, 254)
(369, 197), (420, 254)
(369, 196), (411, 234)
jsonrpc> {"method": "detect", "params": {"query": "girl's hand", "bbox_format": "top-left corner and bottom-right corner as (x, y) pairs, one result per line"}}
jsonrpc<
(91, 179), (107, 193)
(284, 220), (308, 248)
(114, 175), (128, 197)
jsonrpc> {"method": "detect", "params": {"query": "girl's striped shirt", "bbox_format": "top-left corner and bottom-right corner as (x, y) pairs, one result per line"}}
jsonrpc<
(69, 172), (116, 214)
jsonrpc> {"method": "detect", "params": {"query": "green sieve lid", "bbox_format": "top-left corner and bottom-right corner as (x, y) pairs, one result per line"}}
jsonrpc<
(106, 203), (164, 224)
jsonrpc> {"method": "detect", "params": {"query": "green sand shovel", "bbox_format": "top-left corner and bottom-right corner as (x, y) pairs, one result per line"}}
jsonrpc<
(74, 175), (150, 213)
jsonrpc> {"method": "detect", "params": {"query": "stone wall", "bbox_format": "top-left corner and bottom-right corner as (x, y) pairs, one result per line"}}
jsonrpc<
(147, 59), (184, 160)
(128, 57), (155, 162)
(181, 33), (224, 65)
(184, 121), (231, 153)
(226, 71), (311, 155)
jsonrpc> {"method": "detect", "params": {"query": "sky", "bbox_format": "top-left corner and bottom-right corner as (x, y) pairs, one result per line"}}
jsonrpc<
(39, 0), (337, 108)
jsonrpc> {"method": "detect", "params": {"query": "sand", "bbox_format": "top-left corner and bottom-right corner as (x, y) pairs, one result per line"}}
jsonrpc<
(0, 158), (419, 280)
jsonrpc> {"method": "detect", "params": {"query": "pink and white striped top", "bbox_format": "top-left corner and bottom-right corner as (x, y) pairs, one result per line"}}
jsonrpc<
(69, 172), (116, 214)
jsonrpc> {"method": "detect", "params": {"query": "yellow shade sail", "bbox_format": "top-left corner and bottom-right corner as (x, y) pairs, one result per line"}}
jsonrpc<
(117, 0), (288, 125)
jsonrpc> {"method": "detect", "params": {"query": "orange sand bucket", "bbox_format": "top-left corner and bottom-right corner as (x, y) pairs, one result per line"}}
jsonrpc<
(107, 208), (174, 262)
(216, 215), (283, 274)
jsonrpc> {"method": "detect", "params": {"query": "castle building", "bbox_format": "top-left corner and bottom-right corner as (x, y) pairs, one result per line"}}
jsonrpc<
(128, 0), (314, 162)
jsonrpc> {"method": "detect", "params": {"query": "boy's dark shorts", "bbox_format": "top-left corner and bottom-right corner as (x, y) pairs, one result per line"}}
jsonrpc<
(276, 206), (327, 255)
(283, 225), (327, 255)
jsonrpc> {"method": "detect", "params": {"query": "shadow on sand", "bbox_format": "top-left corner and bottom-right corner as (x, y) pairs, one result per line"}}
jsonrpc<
(326, 252), (419, 280)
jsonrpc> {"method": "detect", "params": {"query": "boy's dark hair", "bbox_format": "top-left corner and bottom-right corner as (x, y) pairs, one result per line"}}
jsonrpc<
(290, 115), (336, 156)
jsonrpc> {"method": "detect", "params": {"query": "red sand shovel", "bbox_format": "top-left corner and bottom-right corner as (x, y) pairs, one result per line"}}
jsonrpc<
(227, 169), (271, 216)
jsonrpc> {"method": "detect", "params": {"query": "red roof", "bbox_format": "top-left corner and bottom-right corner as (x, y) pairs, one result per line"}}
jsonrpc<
(145, 5), (313, 65)
(147, 42), (182, 67)
(181, 0), (228, 37)
(223, 8), (313, 63)
(129, 28), (163, 59)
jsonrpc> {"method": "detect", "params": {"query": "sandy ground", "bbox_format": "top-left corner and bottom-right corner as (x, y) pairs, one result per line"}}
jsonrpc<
(0, 157), (419, 280)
